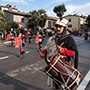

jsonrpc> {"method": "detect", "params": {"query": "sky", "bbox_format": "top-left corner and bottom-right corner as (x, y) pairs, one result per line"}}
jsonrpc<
(1, 0), (90, 17)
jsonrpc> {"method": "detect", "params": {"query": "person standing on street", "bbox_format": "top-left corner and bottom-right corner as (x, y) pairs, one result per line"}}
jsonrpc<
(37, 27), (44, 51)
(10, 28), (15, 46)
(28, 28), (32, 43)
(38, 18), (78, 90)
(17, 18), (25, 57)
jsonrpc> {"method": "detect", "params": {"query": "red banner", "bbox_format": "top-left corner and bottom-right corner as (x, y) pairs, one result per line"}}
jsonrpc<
(26, 33), (29, 38)
(15, 37), (22, 48)
(7, 34), (11, 40)
(35, 36), (39, 43)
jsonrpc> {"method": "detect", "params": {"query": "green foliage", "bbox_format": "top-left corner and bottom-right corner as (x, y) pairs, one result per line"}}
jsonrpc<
(0, 11), (6, 23)
(53, 4), (66, 19)
(28, 9), (47, 28)
(81, 24), (89, 31)
(86, 15), (90, 28)
(0, 11), (9, 32)
(5, 22), (11, 31)
(10, 22), (19, 28)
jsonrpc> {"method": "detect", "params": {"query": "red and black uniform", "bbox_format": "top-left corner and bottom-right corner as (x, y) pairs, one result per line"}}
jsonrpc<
(42, 29), (78, 68)
(10, 30), (15, 46)
(37, 31), (44, 50)
(28, 30), (32, 43)
(17, 18), (25, 57)
(17, 30), (25, 56)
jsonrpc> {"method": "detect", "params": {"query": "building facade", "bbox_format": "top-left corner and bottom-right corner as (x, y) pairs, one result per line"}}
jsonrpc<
(0, 4), (31, 28)
(0, 4), (87, 31)
(64, 14), (87, 32)
(44, 16), (58, 28)
(0, 4), (19, 12)
(4, 10), (31, 28)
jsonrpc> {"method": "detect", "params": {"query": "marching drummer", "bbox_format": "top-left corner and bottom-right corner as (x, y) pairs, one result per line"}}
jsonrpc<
(38, 18), (78, 90)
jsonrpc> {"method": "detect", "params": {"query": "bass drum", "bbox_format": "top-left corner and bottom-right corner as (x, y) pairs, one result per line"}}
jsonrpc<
(45, 54), (82, 90)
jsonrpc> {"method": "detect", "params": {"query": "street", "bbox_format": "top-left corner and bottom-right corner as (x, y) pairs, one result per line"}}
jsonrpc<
(0, 36), (90, 90)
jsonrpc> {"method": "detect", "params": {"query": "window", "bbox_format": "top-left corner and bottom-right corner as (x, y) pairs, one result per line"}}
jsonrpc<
(69, 18), (71, 22)
(48, 21), (51, 27)
(68, 24), (72, 28)
(53, 22), (55, 26)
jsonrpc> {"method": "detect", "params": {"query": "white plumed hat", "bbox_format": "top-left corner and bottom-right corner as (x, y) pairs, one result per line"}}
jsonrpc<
(55, 18), (68, 27)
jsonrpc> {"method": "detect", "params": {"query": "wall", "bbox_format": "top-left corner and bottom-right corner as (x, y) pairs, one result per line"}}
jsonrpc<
(5, 11), (13, 22)
(13, 14), (24, 22)
(65, 15), (80, 31)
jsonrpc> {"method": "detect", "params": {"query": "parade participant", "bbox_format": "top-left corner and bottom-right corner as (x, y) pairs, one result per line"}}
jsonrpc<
(28, 28), (32, 43)
(37, 27), (44, 51)
(17, 18), (25, 57)
(38, 18), (78, 90)
(17, 29), (25, 57)
(10, 28), (15, 46)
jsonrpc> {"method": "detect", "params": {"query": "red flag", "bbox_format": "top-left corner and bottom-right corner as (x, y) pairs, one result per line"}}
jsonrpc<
(15, 37), (22, 48)
(26, 33), (29, 38)
(35, 36), (39, 43)
(7, 34), (11, 40)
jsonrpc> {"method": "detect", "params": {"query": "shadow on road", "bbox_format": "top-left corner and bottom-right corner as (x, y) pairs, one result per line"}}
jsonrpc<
(0, 72), (44, 90)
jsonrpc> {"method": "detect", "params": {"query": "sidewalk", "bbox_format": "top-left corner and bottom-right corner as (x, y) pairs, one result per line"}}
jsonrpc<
(0, 40), (11, 44)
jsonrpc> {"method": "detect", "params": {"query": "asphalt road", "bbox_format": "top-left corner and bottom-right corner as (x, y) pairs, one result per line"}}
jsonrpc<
(0, 35), (89, 90)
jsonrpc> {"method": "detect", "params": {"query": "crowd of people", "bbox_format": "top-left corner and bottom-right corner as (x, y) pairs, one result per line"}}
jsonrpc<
(6, 18), (47, 57)
(6, 18), (33, 57)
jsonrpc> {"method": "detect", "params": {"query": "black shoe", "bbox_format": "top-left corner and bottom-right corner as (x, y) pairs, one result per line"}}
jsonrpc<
(17, 53), (22, 57)
(29, 41), (31, 43)
(20, 51), (25, 55)
(11, 43), (13, 46)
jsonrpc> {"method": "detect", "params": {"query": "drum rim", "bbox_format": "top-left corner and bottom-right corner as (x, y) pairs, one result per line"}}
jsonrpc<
(45, 54), (58, 64)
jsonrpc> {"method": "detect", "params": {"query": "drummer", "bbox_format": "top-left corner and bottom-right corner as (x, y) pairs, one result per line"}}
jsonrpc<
(39, 18), (78, 90)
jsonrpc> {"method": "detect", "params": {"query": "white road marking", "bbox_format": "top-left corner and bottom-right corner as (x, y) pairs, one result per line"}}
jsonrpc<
(4, 41), (11, 44)
(0, 56), (9, 60)
(25, 51), (30, 54)
(7, 61), (43, 77)
(0, 50), (30, 61)
(76, 70), (90, 90)
(0, 44), (4, 46)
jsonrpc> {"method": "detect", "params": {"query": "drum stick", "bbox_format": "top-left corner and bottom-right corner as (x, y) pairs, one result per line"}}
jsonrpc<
(54, 42), (64, 53)
(60, 42), (64, 47)
(57, 42), (64, 47)
(37, 49), (44, 57)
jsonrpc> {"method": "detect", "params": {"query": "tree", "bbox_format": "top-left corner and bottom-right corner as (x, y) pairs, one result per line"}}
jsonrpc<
(86, 15), (90, 29)
(28, 9), (47, 29)
(0, 11), (6, 23)
(10, 22), (18, 29)
(53, 4), (66, 20)
(38, 9), (47, 27)
(81, 24), (89, 32)
(0, 11), (7, 30)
